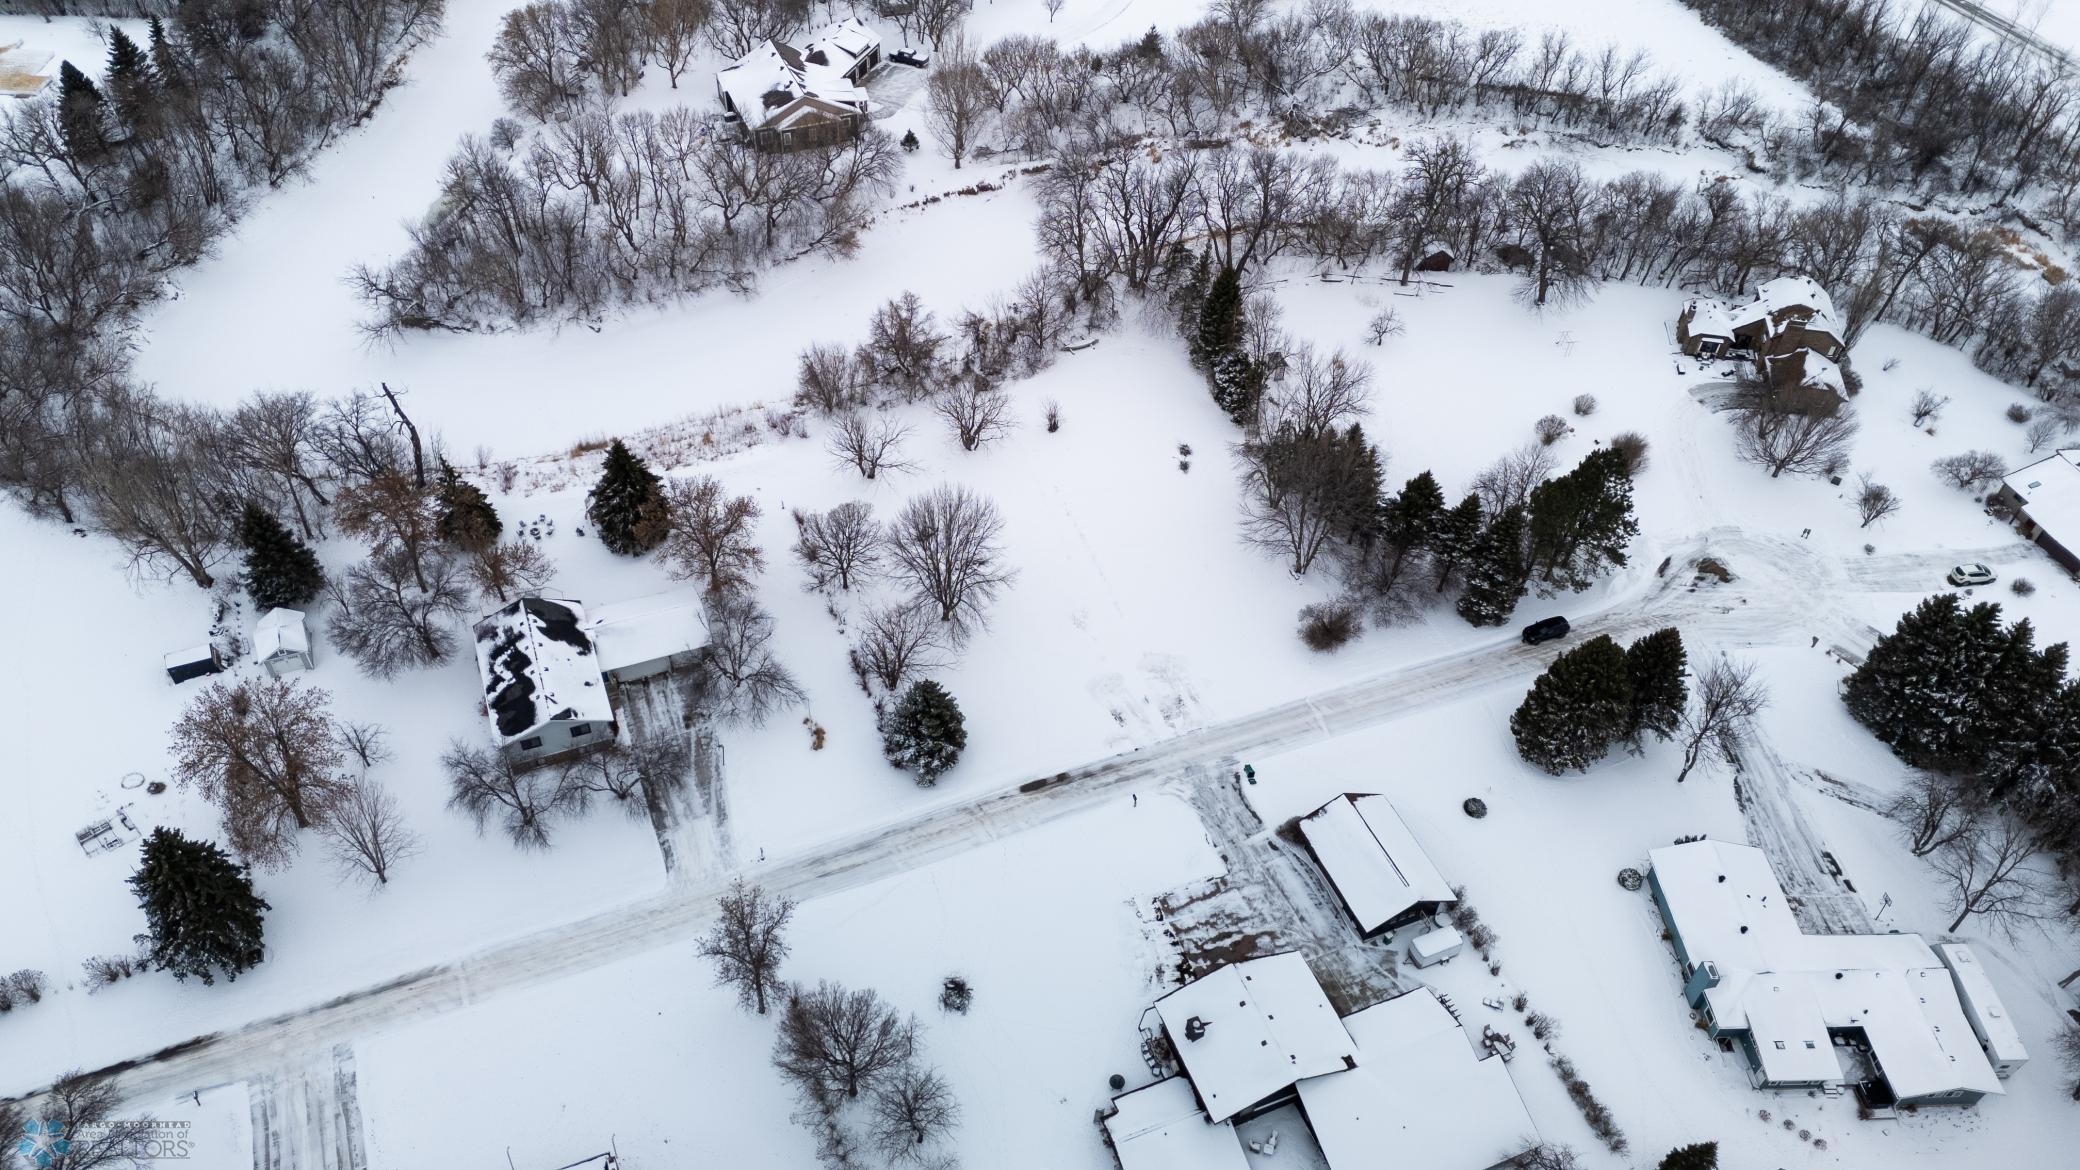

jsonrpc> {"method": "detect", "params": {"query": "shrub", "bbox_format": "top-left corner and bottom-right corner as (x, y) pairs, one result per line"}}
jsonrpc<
(1298, 600), (1361, 651)
(1572, 394), (1597, 416)
(1044, 399), (1061, 433)
(1535, 414), (1569, 445)
(2011, 577), (2036, 596)
(2007, 403), (2034, 423)
(5, 969), (47, 1005)
(1609, 431), (1650, 476)
(1932, 450), (2007, 491)
(81, 954), (139, 992)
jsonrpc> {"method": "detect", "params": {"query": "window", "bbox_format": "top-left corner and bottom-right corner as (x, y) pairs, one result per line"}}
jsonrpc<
(1774, 1041), (1787, 1050)
(1805, 1041), (1817, 1049)
(571, 724), (592, 737)
(519, 736), (544, 750)
(1698, 339), (1721, 358)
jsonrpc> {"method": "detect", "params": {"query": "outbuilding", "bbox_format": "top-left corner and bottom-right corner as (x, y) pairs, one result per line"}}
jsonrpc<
(253, 608), (315, 676)
(163, 644), (224, 684)
(1298, 793), (1455, 938)
(1936, 943), (2028, 1079)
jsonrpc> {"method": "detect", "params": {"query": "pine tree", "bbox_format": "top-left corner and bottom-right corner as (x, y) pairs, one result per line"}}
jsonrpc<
(1171, 250), (1211, 343)
(1209, 348), (1263, 425)
(1625, 627), (1689, 747)
(1456, 505), (1527, 626)
(104, 27), (155, 128)
(586, 440), (668, 556)
(128, 828), (270, 985)
(148, 16), (185, 89)
(56, 61), (109, 161)
(1528, 447), (1638, 590)
(1195, 265), (1258, 424)
(1658, 1142), (1718, 1170)
(900, 128), (919, 151)
(1510, 634), (1634, 774)
(1982, 626), (2070, 796)
(434, 461), (502, 552)
(1843, 594), (2006, 773)
(882, 680), (968, 786)
(1430, 493), (1484, 592)
(238, 502), (324, 611)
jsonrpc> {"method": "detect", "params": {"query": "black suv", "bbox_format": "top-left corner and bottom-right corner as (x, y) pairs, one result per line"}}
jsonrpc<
(1521, 616), (1570, 645)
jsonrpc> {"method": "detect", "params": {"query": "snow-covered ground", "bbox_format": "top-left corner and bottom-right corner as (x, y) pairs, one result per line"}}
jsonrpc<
(5, 0), (2080, 1167)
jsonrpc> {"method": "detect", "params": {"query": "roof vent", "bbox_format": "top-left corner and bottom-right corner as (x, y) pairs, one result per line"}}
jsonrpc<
(1717, 875), (1727, 883)
(1739, 925), (1749, 934)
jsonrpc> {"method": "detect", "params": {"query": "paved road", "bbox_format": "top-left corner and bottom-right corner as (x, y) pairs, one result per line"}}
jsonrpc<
(1927, 0), (2072, 67)
(0, 526), (2025, 1122)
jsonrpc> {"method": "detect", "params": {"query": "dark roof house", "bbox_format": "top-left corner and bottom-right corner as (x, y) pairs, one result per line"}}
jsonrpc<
(472, 597), (615, 765)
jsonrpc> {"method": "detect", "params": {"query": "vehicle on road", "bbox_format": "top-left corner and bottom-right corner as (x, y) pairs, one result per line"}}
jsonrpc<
(1947, 564), (1997, 587)
(1521, 616), (1570, 645)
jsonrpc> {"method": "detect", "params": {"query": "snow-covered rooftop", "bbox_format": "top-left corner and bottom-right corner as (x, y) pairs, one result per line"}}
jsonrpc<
(583, 591), (705, 674)
(2002, 449), (2080, 542)
(1649, 840), (2002, 1101)
(472, 598), (612, 744)
(1103, 1077), (1249, 1170)
(0, 43), (53, 98)
(716, 39), (867, 132)
(163, 644), (215, 670)
(253, 607), (309, 661)
(1296, 987), (1538, 1170)
(1154, 952), (1355, 1123)
(1683, 297), (1739, 341)
(805, 16), (879, 69)
(1753, 275), (1841, 339)
(1936, 943), (2028, 1066)
(1299, 794), (1454, 934)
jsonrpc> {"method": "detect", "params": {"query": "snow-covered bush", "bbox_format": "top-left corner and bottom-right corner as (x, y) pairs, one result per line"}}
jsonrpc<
(1297, 601), (1361, 652)
(1572, 394), (1597, 416)
(1534, 414), (1570, 445)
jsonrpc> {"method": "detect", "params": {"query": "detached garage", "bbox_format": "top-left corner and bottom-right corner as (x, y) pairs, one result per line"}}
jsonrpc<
(1299, 794), (1455, 938)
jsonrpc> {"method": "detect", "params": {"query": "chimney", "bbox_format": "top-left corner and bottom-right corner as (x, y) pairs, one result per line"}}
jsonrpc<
(1184, 1016), (1210, 1042)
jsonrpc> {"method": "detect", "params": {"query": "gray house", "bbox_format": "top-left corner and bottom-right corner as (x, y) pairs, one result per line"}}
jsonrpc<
(472, 598), (616, 767)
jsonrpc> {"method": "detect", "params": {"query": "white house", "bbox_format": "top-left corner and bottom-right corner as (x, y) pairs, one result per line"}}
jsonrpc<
(253, 608), (314, 677)
(1994, 449), (2080, 573)
(1151, 951), (1355, 1124)
(1936, 943), (2028, 1079)
(1102, 1076), (1249, 1170)
(1298, 793), (1455, 937)
(1648, 839), (2003, 1108)
(472, 597), (615, 766)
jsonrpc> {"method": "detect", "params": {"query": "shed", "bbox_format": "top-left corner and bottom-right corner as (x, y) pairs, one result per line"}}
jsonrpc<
(1936, 943), (2028, 1078)
(253, 608), (314, 676)
(1102, 1077), (1250, 1170)
(1409, 924), (1465, 968)
(163, 644), (224, 684)
(1414, 249), (1454, 273)
(1298, 794), (1455, 937)
(1152, 952), (1356, 1123)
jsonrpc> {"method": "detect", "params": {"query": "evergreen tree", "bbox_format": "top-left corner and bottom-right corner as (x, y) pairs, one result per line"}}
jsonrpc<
(1510, 634), (1634, 774)
(104, 26), (155, 128)
(434, 461), (501, 552)
(1209, 348), (1264, 425)
(586, 440), (668, 556)
(1625, 627), (1689, 747)
(1658, 1143), (1718, 1170)
(1171, 249), (1211, 343)
(237, 501), (324, 611)
(128, 828), (270, 985)
(1194, 264), (1260, 425)
(899, 128), (919, 151)
(56, 61), (109, 161)
(1429, 493), (1484, 592)
(1527, 448), (1638, 590)
(148, 16), (186, 89)
(882, 679), (968, 786)
(1843, 594), (2007, 773)
(1456, 505), (1527, 626)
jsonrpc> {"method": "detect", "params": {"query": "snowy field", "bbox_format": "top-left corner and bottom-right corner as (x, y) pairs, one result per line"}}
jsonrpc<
(4, 0), (2080, 1168)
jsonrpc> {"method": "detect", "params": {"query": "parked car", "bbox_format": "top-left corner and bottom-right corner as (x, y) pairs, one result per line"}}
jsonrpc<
(1947, 563), (1997, 587)
(1521, 616), (1570, 645)
(889, 47), (930, 68)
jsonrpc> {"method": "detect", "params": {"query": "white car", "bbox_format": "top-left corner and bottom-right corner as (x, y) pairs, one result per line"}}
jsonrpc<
(1947, 563), (1996, 587)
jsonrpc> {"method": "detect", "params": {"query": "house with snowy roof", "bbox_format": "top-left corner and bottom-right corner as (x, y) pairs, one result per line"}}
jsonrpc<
(1298, 794), (1455, 938)
(1993, 449), (2080, 573)
(715, 18), (880, 151)
(1647, 839), (2003, 1109)
(1105, 954), (1538, 1170)
(472, 597), (615, 767)
(1677, 275), (1851, 413)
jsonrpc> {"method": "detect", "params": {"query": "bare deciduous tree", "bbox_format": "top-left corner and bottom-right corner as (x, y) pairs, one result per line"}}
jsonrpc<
(1472, 441), (1558, 519)
(774, 981), (919, 1099)
(795, 342), (871, 416)
(886, 485), (1012, 640)
(1889, 770), (1977, 858)
(643, 0), (711, 88)
(923, 55), (994, 170)
(1734, 396), (1858, 479)
(704, 0), (810, 58)
(1260, 343), (1371, 436)
(851, 603), (947, 692)
(662, 476), (765, 595)
(1931, 449), (2007, 490)
(76, 394), (230, 589)
(2026, 415), (2065, 453)
(487, 0), (587, 120)
(869, 1061), (961, 1164)
(1855, 474), (1901, 528)
(30, 1071), (157, 1170)
(334, 471), (442, 589)
(934, 378), (1013, 451)
(701, 592), (806, 726)
(1674, 657), (1767, 783)
(465, 537), (558, 604)
(793, 501), (881, 593)
(329, 549), (473, 678)
(867, 292), (947, 402)
(558, 742), (650, 819)
(321, 776), (420, 888)
(170, 678), (346, 869)
(698, 877), (796, 1014)
(442, 740), (588, 851)
(827, 413), (916, 480)
(335, 721), (392, 771)
(1932, 815), (2046, 935)
(1908, 388), (1948, 426)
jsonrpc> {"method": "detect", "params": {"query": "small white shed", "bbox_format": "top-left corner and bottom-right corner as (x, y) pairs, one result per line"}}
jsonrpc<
(254, 608), (314, 676)
(1937, 943), (2028, 1078)
(1409, 924), (1465, 968)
